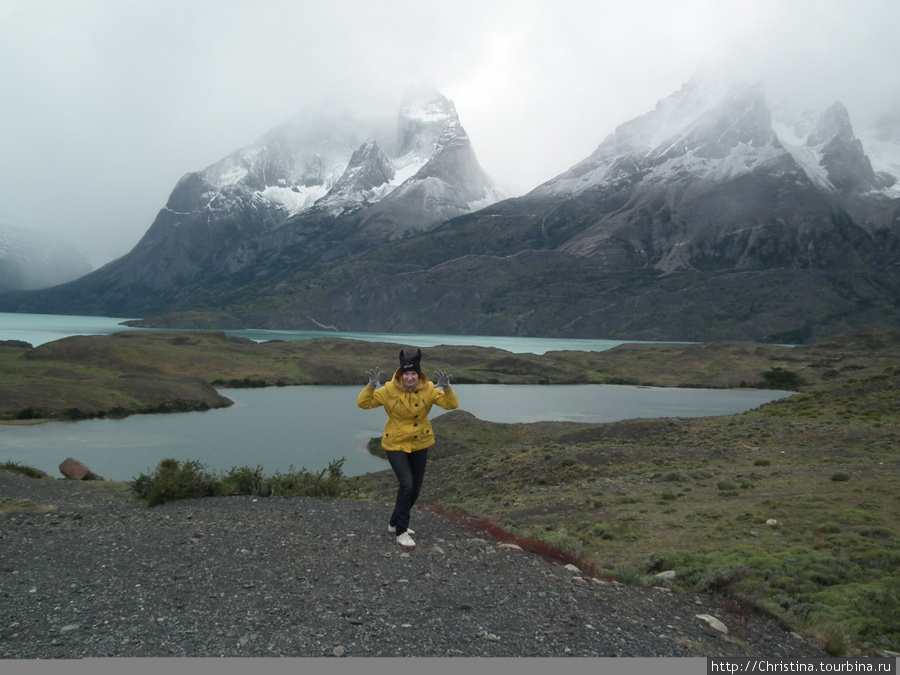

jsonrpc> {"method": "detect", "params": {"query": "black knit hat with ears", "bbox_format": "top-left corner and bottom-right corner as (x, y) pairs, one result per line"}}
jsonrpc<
(398, 349), (422, 374)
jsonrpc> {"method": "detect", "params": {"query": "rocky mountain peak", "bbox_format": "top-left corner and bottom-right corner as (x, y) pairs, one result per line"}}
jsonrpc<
(535, 76), (781, 200)
(651, 80), (777, 168)
(806, 102), (894, 194)
(313, 140), (396, 216)
(807, 102), (854, 146)
(396, 85), (460, 161)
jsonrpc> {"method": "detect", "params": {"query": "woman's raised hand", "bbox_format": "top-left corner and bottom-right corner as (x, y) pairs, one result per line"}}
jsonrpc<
(366, 367), (383, 388)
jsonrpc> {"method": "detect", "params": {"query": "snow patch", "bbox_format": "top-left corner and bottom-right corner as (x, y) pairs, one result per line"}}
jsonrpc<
(401, 101), (453, 124)
(257, 185), (328, 215)
(390, 155), (427, 185)
(212, 165), (249, 188)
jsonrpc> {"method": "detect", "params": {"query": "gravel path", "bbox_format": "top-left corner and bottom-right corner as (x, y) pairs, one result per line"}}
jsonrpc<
(0, 469), (828, 659)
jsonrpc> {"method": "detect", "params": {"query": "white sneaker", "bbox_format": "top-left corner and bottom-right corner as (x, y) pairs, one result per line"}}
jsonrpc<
(396, 531), (416, 548)
(388, 525), (414, 535)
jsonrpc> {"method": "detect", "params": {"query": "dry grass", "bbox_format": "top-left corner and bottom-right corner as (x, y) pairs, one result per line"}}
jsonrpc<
(0, 498), (57, 515)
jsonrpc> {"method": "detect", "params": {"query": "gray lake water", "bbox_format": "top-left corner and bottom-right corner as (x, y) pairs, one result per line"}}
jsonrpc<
(0, 313), (791, 481)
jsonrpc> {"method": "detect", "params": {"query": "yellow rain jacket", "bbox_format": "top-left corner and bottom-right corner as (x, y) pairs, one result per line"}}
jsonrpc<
(357, 369), (459, 453)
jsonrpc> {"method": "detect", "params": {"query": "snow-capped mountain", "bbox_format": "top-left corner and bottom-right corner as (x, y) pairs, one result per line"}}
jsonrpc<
(0, 223), (92, 292)
(535, 78), (783, 198)
(196, 103), (397, 218)
(183, 84), (502, 228)
(522, 74), (900, 274)
(10, 86), (505, 314)
(296, 85), (505, 232)
(283, 72), (899, 342)
(540, 76), (899, 202)
(2, 74), (898, 344)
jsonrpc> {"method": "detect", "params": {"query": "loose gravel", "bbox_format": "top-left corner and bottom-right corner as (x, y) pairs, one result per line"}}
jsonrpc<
(0, 470), (827, 659)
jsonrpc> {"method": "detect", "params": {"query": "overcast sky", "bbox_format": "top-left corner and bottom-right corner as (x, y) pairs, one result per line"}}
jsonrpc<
(2, 0), (898, 267)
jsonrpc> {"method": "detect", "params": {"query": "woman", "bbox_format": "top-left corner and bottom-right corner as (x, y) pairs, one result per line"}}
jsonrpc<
(357, 349), (458, 548)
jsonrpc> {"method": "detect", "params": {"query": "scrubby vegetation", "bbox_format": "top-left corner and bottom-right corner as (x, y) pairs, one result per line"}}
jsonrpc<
(0, 461), (51, 479)
(132, 457), (348, 507)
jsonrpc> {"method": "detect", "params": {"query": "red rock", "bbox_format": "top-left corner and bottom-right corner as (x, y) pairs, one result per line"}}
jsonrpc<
(59, 458), (102, 481)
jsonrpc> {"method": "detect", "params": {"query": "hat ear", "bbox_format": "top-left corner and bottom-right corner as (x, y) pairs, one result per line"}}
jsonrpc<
(398, 348), (422, 374)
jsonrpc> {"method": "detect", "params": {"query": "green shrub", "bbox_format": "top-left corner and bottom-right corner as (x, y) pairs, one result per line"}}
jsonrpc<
(541, 530), (587, 560)
(758, 367), (807, 390)
(212, 378), (268, 388)
(612, 565), (650, 587)
(132, 457), (348, 506)
(132, 459), (219, 507)
(0, 461), (50, 479)
(696, 565), (751, 595)
(812, 578), (900, 651)
(831, 472), (851, 482)
(366, 437), (386, 459)
(268, 459), (347, 498)
(221, 465), (269, 496)
(61, 408), (94, 420)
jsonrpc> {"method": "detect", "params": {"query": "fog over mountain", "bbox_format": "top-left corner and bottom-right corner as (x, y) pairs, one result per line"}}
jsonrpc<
(1, 1), (897, 269)
(0, 223), (92, 292)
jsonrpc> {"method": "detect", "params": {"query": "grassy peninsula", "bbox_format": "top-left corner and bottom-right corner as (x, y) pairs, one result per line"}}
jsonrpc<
(2, 327), (898, 420)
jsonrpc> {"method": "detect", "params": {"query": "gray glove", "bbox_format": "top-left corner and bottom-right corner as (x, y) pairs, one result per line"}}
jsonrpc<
(366, 367), (383, 389)
(434, 370), (451, 390)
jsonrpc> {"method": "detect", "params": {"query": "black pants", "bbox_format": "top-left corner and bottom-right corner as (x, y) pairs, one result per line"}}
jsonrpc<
(386, 448), (428, 535)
